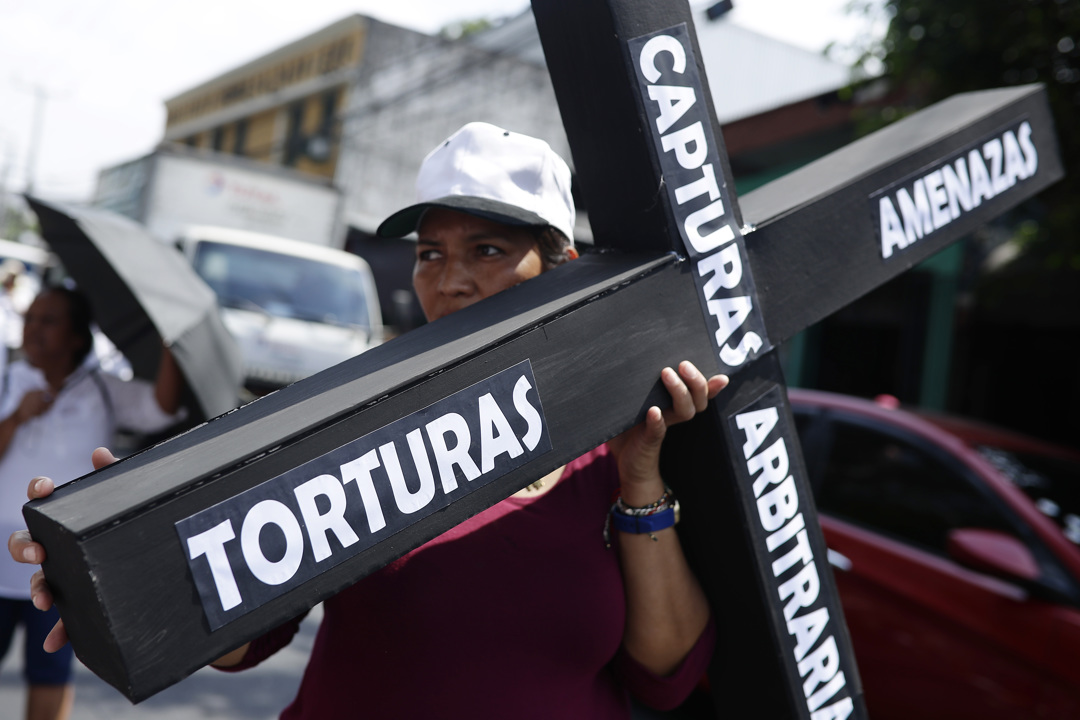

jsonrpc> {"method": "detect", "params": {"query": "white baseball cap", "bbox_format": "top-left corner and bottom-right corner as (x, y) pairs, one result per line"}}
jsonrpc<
(377, 122), (575, 243)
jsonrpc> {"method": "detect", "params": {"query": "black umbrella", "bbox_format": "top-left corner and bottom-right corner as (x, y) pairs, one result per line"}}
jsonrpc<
(26, 196), (242, 420)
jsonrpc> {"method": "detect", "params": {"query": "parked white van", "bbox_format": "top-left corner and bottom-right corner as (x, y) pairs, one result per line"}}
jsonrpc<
(174, 226), (383, 394)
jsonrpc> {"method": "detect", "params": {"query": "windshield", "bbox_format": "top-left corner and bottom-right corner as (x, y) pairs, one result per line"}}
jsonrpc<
(978, 445), (1080, 545)
(192, 241), (371, 328)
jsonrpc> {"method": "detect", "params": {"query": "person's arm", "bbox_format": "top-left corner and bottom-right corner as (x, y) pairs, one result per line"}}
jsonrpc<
(106, 345), (187, 432)
(154, 345), (184, 415)
(607, 361), (727, 676)
(0, 390), (52, 460)
(211, 642), (251, 668)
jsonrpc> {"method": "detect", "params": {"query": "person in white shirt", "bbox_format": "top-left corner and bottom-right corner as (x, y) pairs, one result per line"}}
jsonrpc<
(0, 286), (184, 720)
(0, 260), (30, 356)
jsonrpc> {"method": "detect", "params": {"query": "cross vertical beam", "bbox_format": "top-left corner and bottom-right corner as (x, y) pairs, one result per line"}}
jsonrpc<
(533, 1), (1061, 716)
(532, 2), (862, 716)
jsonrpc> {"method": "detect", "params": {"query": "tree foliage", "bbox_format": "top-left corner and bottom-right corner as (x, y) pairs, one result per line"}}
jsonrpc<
(848, 0), (1080, 273)
(439, 18), (495, 41)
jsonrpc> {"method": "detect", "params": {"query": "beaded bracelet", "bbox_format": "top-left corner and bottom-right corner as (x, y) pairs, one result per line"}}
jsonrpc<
(615, 487), (673, 516)
(604, 485), (680, 547)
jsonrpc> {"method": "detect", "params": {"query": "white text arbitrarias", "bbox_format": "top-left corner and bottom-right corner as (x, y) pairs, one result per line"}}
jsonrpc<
(735, 404), (854, 720)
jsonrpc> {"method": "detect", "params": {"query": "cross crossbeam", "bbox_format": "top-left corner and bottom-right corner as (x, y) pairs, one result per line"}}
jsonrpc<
(742, 85), (1061, 343)
(27, 251), (717, 699)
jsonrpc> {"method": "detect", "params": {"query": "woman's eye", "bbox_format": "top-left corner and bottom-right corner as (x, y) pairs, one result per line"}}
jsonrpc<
(417, 249), (442, 261)
(477, 244), (504, 257)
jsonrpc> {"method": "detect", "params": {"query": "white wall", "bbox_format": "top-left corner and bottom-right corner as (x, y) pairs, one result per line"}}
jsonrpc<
(335, 19), (579, 238)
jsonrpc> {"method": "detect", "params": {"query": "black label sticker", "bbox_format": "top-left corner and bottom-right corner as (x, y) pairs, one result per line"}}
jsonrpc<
(870, 118), (1039, 260)
(724, 387), (857, 720)
(176, 360), (551, 630)
(628, 23), (770, 373)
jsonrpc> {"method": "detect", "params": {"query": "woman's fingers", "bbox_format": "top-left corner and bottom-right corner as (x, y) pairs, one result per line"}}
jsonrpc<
(660, 366), (696, 422)
(9, 530), (43, 564)
(679, 361), (711, 412)
(610, 363), (730, 491)
(707, 373), (730, 400)
(26, 476), (55, 501)
(8, 456), (113, 657)
(30, 569), (53, 611)
(43, 620), (69, 654)
(642, 405), (667, 447)
(91, 447), (118, 470)
(660, 362), (726, 425)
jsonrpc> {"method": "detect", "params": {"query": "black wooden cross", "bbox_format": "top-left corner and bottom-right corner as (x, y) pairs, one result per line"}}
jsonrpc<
(24, 0), (1062, 715)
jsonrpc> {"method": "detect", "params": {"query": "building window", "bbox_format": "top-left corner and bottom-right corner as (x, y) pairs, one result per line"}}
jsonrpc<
(212, 127), (225, 152)
(234, 119), (248, 157)
(299, 90), (339, 164)
(284, 102), (305, 166)
(321, 90), (337, 134)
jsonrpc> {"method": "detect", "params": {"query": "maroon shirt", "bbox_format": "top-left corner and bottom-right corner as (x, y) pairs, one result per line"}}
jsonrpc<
(229, 445), (714, 718)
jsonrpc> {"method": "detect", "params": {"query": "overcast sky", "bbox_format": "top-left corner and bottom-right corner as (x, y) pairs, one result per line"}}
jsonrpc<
(0, 0), (880, 203)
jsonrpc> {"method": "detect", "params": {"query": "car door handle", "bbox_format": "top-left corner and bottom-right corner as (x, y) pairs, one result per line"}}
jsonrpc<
(827, 548), (852, 572)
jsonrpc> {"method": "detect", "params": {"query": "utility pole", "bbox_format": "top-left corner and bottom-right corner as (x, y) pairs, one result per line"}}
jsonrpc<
(0, 134), (13, 238)
(24, 85), (47, 195)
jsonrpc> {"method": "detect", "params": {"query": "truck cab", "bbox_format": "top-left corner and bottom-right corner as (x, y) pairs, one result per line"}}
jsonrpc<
(174, 226), (383, 395)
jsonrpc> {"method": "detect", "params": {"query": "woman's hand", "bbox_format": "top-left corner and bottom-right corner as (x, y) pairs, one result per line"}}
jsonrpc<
(14, 390), (53, 424)
(607, 361), (728, 506)
(606, 361), (727, 675)
(0, 391), (56, 462)
(6, 447), (118, 653)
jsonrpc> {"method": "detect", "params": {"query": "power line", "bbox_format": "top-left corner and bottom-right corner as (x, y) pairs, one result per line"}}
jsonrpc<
(10, 80), (60, 195)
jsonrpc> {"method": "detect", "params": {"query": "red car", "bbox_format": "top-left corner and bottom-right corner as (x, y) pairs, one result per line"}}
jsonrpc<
(788, 389), (1080, 719)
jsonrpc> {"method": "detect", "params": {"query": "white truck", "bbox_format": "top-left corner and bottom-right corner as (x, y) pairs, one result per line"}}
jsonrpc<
(92, 145), (343, 248)
(174, 226), (383, 394)
(92, 148), (383, 394)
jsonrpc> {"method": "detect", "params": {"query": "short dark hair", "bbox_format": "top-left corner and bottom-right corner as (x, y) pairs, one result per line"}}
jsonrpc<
(531, 226), (574, 270)
(42, 286), (95, 366)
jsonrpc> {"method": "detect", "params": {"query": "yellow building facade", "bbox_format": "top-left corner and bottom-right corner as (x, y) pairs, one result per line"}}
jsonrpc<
(163, 16), (364, 180)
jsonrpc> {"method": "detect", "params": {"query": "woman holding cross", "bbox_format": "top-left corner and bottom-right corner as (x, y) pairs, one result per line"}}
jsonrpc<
(11, 123), (726, 718)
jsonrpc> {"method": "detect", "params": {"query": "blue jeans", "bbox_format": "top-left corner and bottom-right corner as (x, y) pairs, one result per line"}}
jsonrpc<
(0, 598), (74, 685)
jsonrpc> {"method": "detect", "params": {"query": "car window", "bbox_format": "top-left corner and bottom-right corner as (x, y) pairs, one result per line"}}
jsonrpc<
(192, 241), (371, 328)
(792, 407), (830, 496)
(814, 417), (1014, 555)
(979, 446), (1080, 546)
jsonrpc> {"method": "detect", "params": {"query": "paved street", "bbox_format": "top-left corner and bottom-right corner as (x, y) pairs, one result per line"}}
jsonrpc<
(0, 605), (321, 719)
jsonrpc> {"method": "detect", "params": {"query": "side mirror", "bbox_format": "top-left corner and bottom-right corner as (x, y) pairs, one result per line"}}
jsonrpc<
(947, 528), (1040, 583)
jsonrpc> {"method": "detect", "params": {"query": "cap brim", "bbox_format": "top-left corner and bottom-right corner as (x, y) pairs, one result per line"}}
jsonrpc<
(376, 195), (549, 238)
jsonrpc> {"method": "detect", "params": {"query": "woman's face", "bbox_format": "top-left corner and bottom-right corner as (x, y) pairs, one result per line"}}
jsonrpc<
(22, 291), (83, 372)
(412, 208), (546, 322)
